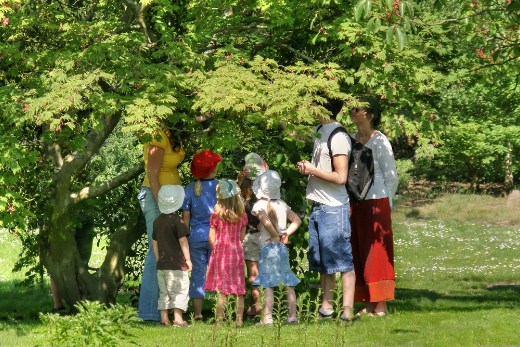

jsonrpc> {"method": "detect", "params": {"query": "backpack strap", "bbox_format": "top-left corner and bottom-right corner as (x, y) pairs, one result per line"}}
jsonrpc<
(325, 126), (351, 172)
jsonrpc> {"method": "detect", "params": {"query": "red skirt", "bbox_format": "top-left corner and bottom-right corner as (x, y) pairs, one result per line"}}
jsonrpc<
(350, 198), (395, 302)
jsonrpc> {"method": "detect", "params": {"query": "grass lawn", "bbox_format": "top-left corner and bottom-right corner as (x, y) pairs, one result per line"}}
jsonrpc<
(1, 193), (519, 346)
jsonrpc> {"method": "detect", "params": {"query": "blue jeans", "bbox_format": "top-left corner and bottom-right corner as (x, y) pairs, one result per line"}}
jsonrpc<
(137, 187), (161, 321)
(308, 202), (354, 274)
(189, 241), (212, 298)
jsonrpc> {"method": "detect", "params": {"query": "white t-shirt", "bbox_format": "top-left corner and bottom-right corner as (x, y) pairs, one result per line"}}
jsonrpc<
(353, 131), (398, 206)
(251, 199), (291, 244)
(306, 122), (351, 206)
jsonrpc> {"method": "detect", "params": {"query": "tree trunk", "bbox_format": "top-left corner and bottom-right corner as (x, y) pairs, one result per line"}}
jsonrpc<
(40, 206), (145, 310)
(505, 142), (513, 191)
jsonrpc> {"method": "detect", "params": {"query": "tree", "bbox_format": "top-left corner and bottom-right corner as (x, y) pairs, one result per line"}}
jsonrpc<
(2, 0), (517, 310)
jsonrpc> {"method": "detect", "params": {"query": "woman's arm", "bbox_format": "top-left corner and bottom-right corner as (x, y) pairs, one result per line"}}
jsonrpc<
(147, 145), (165, 202)
(208, 227), (216, 249)
(378, 138), (399, 205)
(182, 211), (191, 230)
(178, 236), (192, 271)
(256, 210), (280, 243)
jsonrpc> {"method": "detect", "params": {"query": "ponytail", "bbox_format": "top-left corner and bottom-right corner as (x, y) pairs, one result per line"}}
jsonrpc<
(266, 200), (279, 233)
(194, 179), (202, 196)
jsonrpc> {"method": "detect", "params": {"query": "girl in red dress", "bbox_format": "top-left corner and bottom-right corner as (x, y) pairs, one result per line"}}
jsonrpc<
(204, 179), (248, 325)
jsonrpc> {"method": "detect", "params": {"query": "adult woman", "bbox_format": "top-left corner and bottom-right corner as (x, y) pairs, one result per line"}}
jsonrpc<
(137, 128), (185, 321)
(237, 153), (268, 319)
(349, 98), (398, 316)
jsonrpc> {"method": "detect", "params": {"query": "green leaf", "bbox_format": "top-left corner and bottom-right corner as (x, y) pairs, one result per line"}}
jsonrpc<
(386, 0), (393, 10)
(466, 33), (476, 41)
(355, 0), (366, 21)
(374, 18), (382, 33)
(513, 46), (520, 57)
(366, 17), (375, 35)
(491, 49), (501, 62)
(386, 25), (395, 46)
(365, 0), (372, 15)
(507, 0), (520, 10)
(396, 26), (406, 50)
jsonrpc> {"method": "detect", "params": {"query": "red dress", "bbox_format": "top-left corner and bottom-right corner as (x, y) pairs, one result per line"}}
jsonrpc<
(350, 198), (395, 303)
(204, 212), (248, 295)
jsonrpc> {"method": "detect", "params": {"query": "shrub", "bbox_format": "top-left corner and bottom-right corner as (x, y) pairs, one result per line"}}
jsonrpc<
(38, 301), (141, 347)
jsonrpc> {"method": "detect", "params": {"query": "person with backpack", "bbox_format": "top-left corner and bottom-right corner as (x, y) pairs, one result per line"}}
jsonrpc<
(297, 97), (356, 321)
(349, 97), (398, 316)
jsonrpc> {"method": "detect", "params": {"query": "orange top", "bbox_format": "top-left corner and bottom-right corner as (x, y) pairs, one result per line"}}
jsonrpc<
(142, 129), (185, 187)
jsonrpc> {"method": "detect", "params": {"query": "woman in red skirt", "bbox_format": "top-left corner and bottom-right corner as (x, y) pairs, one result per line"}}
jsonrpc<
(350, 97), (398, 316)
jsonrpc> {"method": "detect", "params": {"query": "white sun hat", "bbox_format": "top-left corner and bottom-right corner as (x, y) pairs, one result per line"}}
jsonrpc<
(158, 185), (185, 214)
(216, 179), (241, 199)
(252, 170), (281, 200)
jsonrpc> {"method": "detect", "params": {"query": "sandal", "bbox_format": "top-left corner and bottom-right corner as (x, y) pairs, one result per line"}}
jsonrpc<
(340, 313), (358, 322)
(368, 311), (386, 316)
(158, 321), (171, 326)
(194, 316), (203, 322)
(256, 318), (273, 326)
(318, 308), (334, 318)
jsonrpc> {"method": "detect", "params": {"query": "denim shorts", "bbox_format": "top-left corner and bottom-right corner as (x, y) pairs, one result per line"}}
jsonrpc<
(308, 202), (354, 274)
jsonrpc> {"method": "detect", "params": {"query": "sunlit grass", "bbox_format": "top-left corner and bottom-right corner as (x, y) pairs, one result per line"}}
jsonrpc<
(1, 194), (520, 346)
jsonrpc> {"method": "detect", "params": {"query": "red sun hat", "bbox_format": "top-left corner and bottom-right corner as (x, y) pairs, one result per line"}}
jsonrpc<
(190, 149), (222, 179)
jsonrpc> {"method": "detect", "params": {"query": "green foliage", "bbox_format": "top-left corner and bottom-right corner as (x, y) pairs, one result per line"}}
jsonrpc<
(38, 301), (141, 347)
(396, 159), (415, 189)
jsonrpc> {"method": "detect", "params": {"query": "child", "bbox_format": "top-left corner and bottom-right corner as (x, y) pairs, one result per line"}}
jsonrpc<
(251, 170), (302, 325)
(237, 153), (268, 319)
(181, 149), (222, 322)
(152, 185), (192, 327)
(204, 179), (248, 325)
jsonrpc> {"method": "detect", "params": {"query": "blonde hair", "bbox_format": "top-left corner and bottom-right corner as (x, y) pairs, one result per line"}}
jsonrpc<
(194, 179), (202, 196)
(266, 200), (279, 233)
(214, 195), (245, 223)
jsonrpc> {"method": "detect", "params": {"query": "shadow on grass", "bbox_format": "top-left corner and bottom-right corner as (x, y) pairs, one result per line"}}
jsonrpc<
(0, 280), (53, 321)
(392, 286), (520, 313)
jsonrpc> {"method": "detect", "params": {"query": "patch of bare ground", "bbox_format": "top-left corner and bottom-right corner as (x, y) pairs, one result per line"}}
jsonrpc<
(394, 181), (520, 226)
(486, 282), (520, 289)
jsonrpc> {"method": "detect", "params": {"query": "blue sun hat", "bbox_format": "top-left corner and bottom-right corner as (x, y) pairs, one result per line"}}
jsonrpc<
(216, 179), (241, 199)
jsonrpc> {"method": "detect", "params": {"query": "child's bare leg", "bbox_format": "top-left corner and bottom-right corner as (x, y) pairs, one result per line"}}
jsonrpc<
(173, 308), (184, 323)
(245, 260), (260, 316)
(193, 298), (203, 318)
(235, 295), (244, 325)
(263, 288), (274, 322)
(216, 293), (227, 322)
(160, 309), (170, 324)
(284, 286), (297, 319)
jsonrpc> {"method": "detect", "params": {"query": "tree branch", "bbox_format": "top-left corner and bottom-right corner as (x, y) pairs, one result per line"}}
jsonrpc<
(41, 124), (64, 172)
(199, 41), (318, 63)
(69, 161), (144, 204)
(411, 9), (504, 26)
(471, 55), (520, 71)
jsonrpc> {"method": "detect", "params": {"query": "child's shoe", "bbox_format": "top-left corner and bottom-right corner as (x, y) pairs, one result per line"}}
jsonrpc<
(285, 317), (298, 324)
(255, 318), (273, 326)
(318, 308), (334, 318)
(172, 320), (190, 328)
